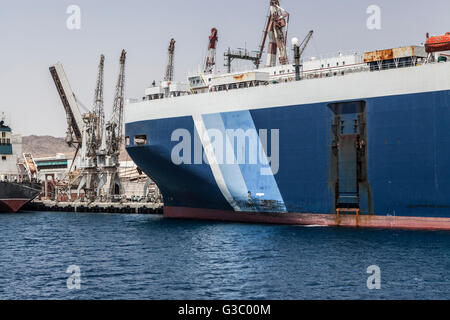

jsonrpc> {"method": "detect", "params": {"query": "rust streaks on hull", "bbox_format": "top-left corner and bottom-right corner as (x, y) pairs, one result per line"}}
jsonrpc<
(164, 206), (450, 231)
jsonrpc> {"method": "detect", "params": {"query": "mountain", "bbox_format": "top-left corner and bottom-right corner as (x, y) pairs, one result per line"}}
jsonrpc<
(22, 136), (75, 158)
(22, 135), (129, 160)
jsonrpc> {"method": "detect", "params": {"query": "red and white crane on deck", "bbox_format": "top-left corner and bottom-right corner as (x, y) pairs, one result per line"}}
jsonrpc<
(204, 28), (218, 73)
(257, 0), (290, 68)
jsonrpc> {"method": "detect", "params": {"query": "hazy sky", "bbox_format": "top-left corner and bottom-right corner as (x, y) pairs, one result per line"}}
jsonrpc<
(1, 0), (449, 137)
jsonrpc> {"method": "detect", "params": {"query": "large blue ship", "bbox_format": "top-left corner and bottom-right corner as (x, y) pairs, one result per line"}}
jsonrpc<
(125, 1), (450, 230)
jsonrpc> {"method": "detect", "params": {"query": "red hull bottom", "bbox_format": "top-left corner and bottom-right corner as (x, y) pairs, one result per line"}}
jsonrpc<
(164, 206), (450, 231)
(0, 199), (30, 213)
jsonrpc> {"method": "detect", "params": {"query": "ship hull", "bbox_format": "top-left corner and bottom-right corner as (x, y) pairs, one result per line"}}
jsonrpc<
(0, 199), (32, 213)
(164, 206), (450, 231)
(0, 182), (41, 213)
(125, 63), (450, 230)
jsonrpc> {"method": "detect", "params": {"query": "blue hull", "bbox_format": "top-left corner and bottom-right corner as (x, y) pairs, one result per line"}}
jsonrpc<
(126, 89), (450, 222)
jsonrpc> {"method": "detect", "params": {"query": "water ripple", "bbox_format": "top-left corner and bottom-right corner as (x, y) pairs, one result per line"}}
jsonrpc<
(0, 211), (449, 299)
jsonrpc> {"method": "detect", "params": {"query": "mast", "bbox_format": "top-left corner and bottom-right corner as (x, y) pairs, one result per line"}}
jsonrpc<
(164, 38), (176, 82)
(107, 49), (127, 156)
(93, 54), (105, 150)
(205, 28), (218, 73)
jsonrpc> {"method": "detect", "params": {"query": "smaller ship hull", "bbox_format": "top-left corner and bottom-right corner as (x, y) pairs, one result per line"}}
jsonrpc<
(164, 207), (450, 231)
(0, 199), (32, 213)
(0, 182), (41, 213)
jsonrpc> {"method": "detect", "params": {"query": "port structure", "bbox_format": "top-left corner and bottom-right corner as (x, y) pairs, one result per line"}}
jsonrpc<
(257, 0), (290, 68)
(97, 49), (127, 200)
(49, 50), (127, 202)
(79, 54), (105, 201)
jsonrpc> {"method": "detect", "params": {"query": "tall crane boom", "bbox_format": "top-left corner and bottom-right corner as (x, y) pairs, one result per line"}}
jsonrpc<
(93, 54), (105, 148)
(107, 49), (127, 156)
(83, 54), (106, 158)
(293, 30), (314, 81)
(164, 39), (176, 82)
(257, 0), (290, 68)
(49, 63), (84, 146)
(204, 28), (218, 74)
(298, 30), (313, 58)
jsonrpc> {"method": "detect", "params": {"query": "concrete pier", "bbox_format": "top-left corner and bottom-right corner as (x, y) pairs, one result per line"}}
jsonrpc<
(25, 200), (163, 214)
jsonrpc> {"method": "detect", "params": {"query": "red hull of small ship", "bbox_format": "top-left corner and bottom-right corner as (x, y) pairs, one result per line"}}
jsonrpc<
(164, 206), (450, 231)
(0, 199), (30, 213)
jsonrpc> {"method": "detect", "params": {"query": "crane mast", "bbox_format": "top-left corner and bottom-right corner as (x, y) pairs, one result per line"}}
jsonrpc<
(257, 0), (290, 68)
(164, 39), (176, 82)
(107, 49), (127, 157)
(93, 54), (105, 150)
(204, 28), (218, 74)
(84, 54), (105, 159)
(96, 49), (127, 200)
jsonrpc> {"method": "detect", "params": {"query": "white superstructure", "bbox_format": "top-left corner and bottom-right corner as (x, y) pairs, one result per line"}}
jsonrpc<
(0, 114), (25, 182)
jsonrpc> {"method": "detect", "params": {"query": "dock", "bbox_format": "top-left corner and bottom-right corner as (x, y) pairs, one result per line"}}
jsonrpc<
(24, 200), (163, 214)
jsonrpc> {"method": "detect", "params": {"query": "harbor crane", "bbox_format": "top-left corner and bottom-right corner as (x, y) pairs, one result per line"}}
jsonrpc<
(50, 50), (127, 202)
(106, 50), (126, 159)
(97, 49), (127, 199)
(77, 54), (106, 200)
(50, 55), (106, 201)
(204, 28), (218, 73)
(92, 54), (105, 154)
(257, 0), (290, 68)
(81, 54), (106, 164)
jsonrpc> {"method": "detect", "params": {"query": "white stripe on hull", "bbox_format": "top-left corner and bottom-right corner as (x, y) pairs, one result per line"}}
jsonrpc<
(192, 114), (242, 211)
